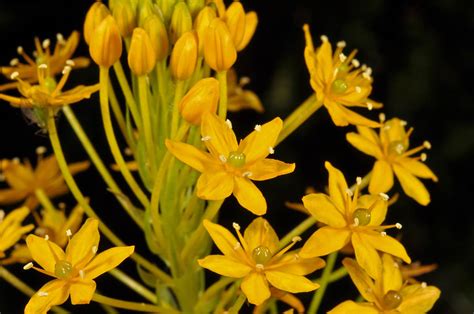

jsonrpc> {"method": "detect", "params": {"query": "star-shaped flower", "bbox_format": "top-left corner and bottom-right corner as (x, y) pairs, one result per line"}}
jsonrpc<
(0, 207), (34, 259)
(165, 112), (295, 215)
(329, 255), (440, 314)
(346, 117), (438, 205)
(198, 218), (324, 305)
(299, 162), (411, 279)
(23, 218), (134, 314)
(303, 25), (382, 127)
(227, 68), (264, 113)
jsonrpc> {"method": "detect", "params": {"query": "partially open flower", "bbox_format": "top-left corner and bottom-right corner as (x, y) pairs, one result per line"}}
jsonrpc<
(203, 18), (236, 72)
(194, 6), (217, 55)
(179, 77), (219, 125)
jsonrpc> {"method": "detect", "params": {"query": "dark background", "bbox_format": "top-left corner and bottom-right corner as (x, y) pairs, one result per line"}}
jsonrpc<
(0, 0), (473, 313)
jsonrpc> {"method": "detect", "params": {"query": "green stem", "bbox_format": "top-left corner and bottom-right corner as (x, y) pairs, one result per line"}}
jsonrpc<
(138, 75), (157, 175)
(171, 80), (185, 138)
(217, 71), (228, 119)
(108, 80), (134, 151)
(108, 268), (156, 303)
(228, 293), (246, 313)
(278, 217), (316, 250)
(92, 294), (178, 313)
(308, 252), (338, 314)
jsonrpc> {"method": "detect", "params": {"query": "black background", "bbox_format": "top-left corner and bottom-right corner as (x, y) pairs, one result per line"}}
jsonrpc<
(0, 0), (473, 313)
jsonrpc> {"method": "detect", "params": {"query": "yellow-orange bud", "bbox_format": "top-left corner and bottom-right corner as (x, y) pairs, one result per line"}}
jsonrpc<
(112, 0), (137, 37)
(90, 16), (123, 68)
(237, 11), (258, 51)
(137, 0), (156, 26)
(186, 0), (205, 17)
(170, 2), (193, 44)
(179, 78), (219, 125)
(194, 6), (216, 55)
(156, 0), (175, 24)
(128, 28), (156, 75)
(143, 15), (169, 62)
(170, 31), (198, 80)
(84, 2), (111, 45)
(203, 18), (236, 72)
(225, 2), (246, 48)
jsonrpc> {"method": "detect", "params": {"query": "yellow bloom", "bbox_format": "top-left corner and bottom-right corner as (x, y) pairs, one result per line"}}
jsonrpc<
(299, 162), (411, 279)
(0, 207), (34, 259)
(203, 18), (236, 72)
(0, 32), (90, 92)
(0, 154), (89, 209)
(178, 77), (220, 125)
(24, 218), (134, 314)
(303, 25), (382, 127)
(346, 117), (438, 206)
(198, 218), (324, 305)
(227, 68), (264, 113)
(165, 112), (295, 215)
(329, 255), (440, 314)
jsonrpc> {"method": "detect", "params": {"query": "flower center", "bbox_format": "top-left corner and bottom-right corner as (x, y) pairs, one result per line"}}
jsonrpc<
(54, 260), (73, 279)
(331, 79), (348, 94)
(352, 208), (371, 226)
(383, 290), (403, 310)
(227, 151), (246, 168)
(252, 245), (272, 265)
(44, 77), (57, 93)
(389, 140), (407, 155)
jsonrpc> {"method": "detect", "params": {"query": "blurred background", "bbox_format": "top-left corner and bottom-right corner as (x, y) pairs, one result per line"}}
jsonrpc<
(0, 0), (473, 313)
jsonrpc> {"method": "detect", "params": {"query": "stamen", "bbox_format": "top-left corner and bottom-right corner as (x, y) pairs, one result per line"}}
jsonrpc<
(233, 242), (241, 250)
(339, 53), (347, 62)
(320, 35), (328, 42)
(380, 231), (387, 236)
(356, 177), (362, 185)
(225, 119), (232, 129)
(393, 262), (399, 268)
(254, 124), (262, 132)
(420, 153), (427, 162)
(242, 171), (252, 178)
(44, 234), (49, 241)
(62, 65), (72, 75)
(0, 209), (4, 221)
(66, 59), (75, 67)
(379, 113), (386, 123)
(361, 64), (367, 71)
(42, 39), (51, 49)
(124, 148), (133, 156)
(17, 46), (24, 55)
(9, 58), (19, 66)
(38, 291), (49, 297)
(66, 229), (72, 237)
(79, 269), (85, 279)
(255, 263), (264, 270)
(268, 147), (275, 154)
(23, 262), (34, 270)
(362, 72), (371, 80)
(337, 40), (346, 48)
(58, 202), (66, 210)
(38, 64), (48, 69)
(353, 217), (360, 226)
(367, 102), (373, 110)
(35, 146), (47, 155)
(92, 246), (98, 254)
(396, 223), (402, 229)
(10, 71), (19, 80)
(379, 193), (389, 201)
(345, 188), (353, 197)
(400, 120), (408, 126)
(421, 282), (427, 288)
(56, 33), (66, 45)
(423, 141), (432, 149)
(201, 135), (211, 141)
(219, 155), (227, 163)
(355, 86), (362, 93)
(232, 222), (241, 231)
(293, 254), (300, 260)
(351, 59), (360, 67)
(291, 236), (302, 242)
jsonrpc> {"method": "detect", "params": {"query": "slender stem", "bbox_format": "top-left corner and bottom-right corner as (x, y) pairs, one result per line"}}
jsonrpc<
(113, 62), (143, 131)
(108, 80), (134, 151)
(46, 107), (171, 285)
(278, 217), (316, 250)
(327, 266), (348, 283)
(228, 293), (246, 313)
(138, 75), (157, 175)
(100, 67), (150, 209)
(62, 106), (144, 230)
(171, 80), (184, 138)
(308, 252), (338, 314)
(195, 277), (234, 312)
(92, 294), (178, 313)
(217, 71), (228, 119)
(0, 266), (69, 314)
(108, 268), (156, 303)
(34, 188), (56, 213)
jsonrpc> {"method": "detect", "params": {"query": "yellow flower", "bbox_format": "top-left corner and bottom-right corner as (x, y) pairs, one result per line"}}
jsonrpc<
(170, 31), (198, 80)
(227, 68), (264, 113)
(346, 117), (438, 206)
(299, 162), (411, 279)
(0, 154), (90, 209)
(0, 207), (34, 259)
(24, 218), (134, 314)
(329, 255), (440, 314)
(303, 25), (382, 127)
(198, 218), (324, 305)
(165, 112), (295, 215)
(0, 32), (90, 92)
(203, 18), (236, 72)
(178, 77), (220, 125)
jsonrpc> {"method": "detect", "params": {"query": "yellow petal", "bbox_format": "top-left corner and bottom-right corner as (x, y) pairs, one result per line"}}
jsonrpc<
(202, 219), (245, 260)
(315, 37), (333, 85)
(346, 132), (382, 158)
(84, 246), (134, 279)
(300, 227), (351, 258)
(70, 280), (96, 304)
(265, 270), (319, 293)
(351, 232), (381, 279)
(368, 160), (394, 194)
(393, 164), (430, 206)
(398, 158), (438, 181)
(26, 235), (65, 274)
(24, 279), (70, 314)
(239, 117), (282, 164)
(328, 300), (379, 314)
(381, 254), (402, 293)
(201, 112), (238, 158)
(66, 218), (100, 267)
(302, 193), (347, 228)
(0, 206), (30, 234)
(357, 195), (387, 226)
(356, 125), (380, 144)
(243, 217), (279, 254)
(0, 223), (34, 253)
(342, 258), (377, 303)
(270, 254), (325, 276)
(241, 272), (271, 305)
(236, 11), (258, 51)
(233, 176), (266, 215)
(54, 84), (100, 106)
(325, 101), (380, 128)
(362, 231), (411, 264)
(198, 255), (251, 278)
(246, 159), (295, 181)
(0, 188), (29, 205)
(165, 139), (217, 173)
(2, 160), (34, 190)
(196, 171), (234, 200)
(325, 161), (349, 213)
(398, 284), (441, 313)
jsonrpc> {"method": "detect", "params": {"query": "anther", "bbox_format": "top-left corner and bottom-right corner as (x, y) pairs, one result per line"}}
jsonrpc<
(355, 86), (362, 93)
(379, 113), (386, 122)
(292, 236), (302, 242)
(42, 39), (51, 49)
(365, 67), (373, 75)
(356, 177), (362, 185)
(421, 282), (427, 288)
(367, 102), (373, 110)
(36, 146), (47, 155)
(225, 119), (232, 129)
(0, 210), (4, 221)
(232, 222), (241, 231)
(79, 269), (85, 279)
(66, 229), (72, 237)
(254, 124), (262, 132)
(345, 188), (353, 197)
(339, 53), (347, 62)
(396, 223), (402, 229)
(400, 120), (408, 126)
(380, 231), (387, 236)
(9, 58), (19, 66)
(361, 64), (367, 70)
(201, 135), (211, 141)
(124, 148), (132, 156)
(56, 33), (65, 44)
(362, 72), (371, 80)
(23, 262), (34, 270)
(17, 46), (24, 55)
(58, 202), (66, 210)
(38, 64), (48, 69)
(38, 291), (49, 297)
(379, 193), (389, 201)
(219, 155), (227, 163)
(255, 264), (264, 270)
(62, 66), (72, 75)
(233, 242), (241, 250)
(242, 171), (253, 178)
(393, 262), (399, 268)
(337, 40), (346, 48)
(66, 59), (75, 67)
(10, 71), (19, 80)
(268, 147), (275, 154)
(423, 141), (432, 149)
(92, 246), (98, 254)
(44, 234), (49, 241)
(320, 35), (328, 42)
(293, 254), (300, 260)
(352, 59), (360, 67)
(421, 153), (427, 162)
(353, 217), (360, 226)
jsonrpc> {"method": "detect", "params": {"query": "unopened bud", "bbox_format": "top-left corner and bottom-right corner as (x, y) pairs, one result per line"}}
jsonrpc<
(128, 28), (156, 75)
(179, 78), (219, 125)
(194, 6), (216, 55)
(143, 15), (169, 62)
(225, 1), (246, 48)
(156, 0), (175, 24)
(90, 16), (123, 68)
(186, 0), (205, 17)
(137, 0), (157, 26)
(84, 2), (111, 45)
(170, 31), (198, 80)
(170, 2), (193, 44)
(203, 18), (236, 72)
(237, 11), (258, 51)
(112, 0), (137, 37)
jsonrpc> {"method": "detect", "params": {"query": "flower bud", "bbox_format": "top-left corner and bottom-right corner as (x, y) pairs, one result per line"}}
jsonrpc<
(179, 78), (219, 125)
(225, 1), (246, 48)
(203, 18), (236, 72)
(194, 6), (216, 55)
(84, 2), (111, 45)
(156, 0), (175, 24)
(128, 28), (156, 75)
(170, 31), (198, 80)
(186, 0), (205, 17)
(142, 15), (169, 62)
(112, 0), (137, 37)
(137, 0), (157, 26)
(90, 16), (123, 68)
(237, 11), (258, 51)
(170, 2), (193, 44)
